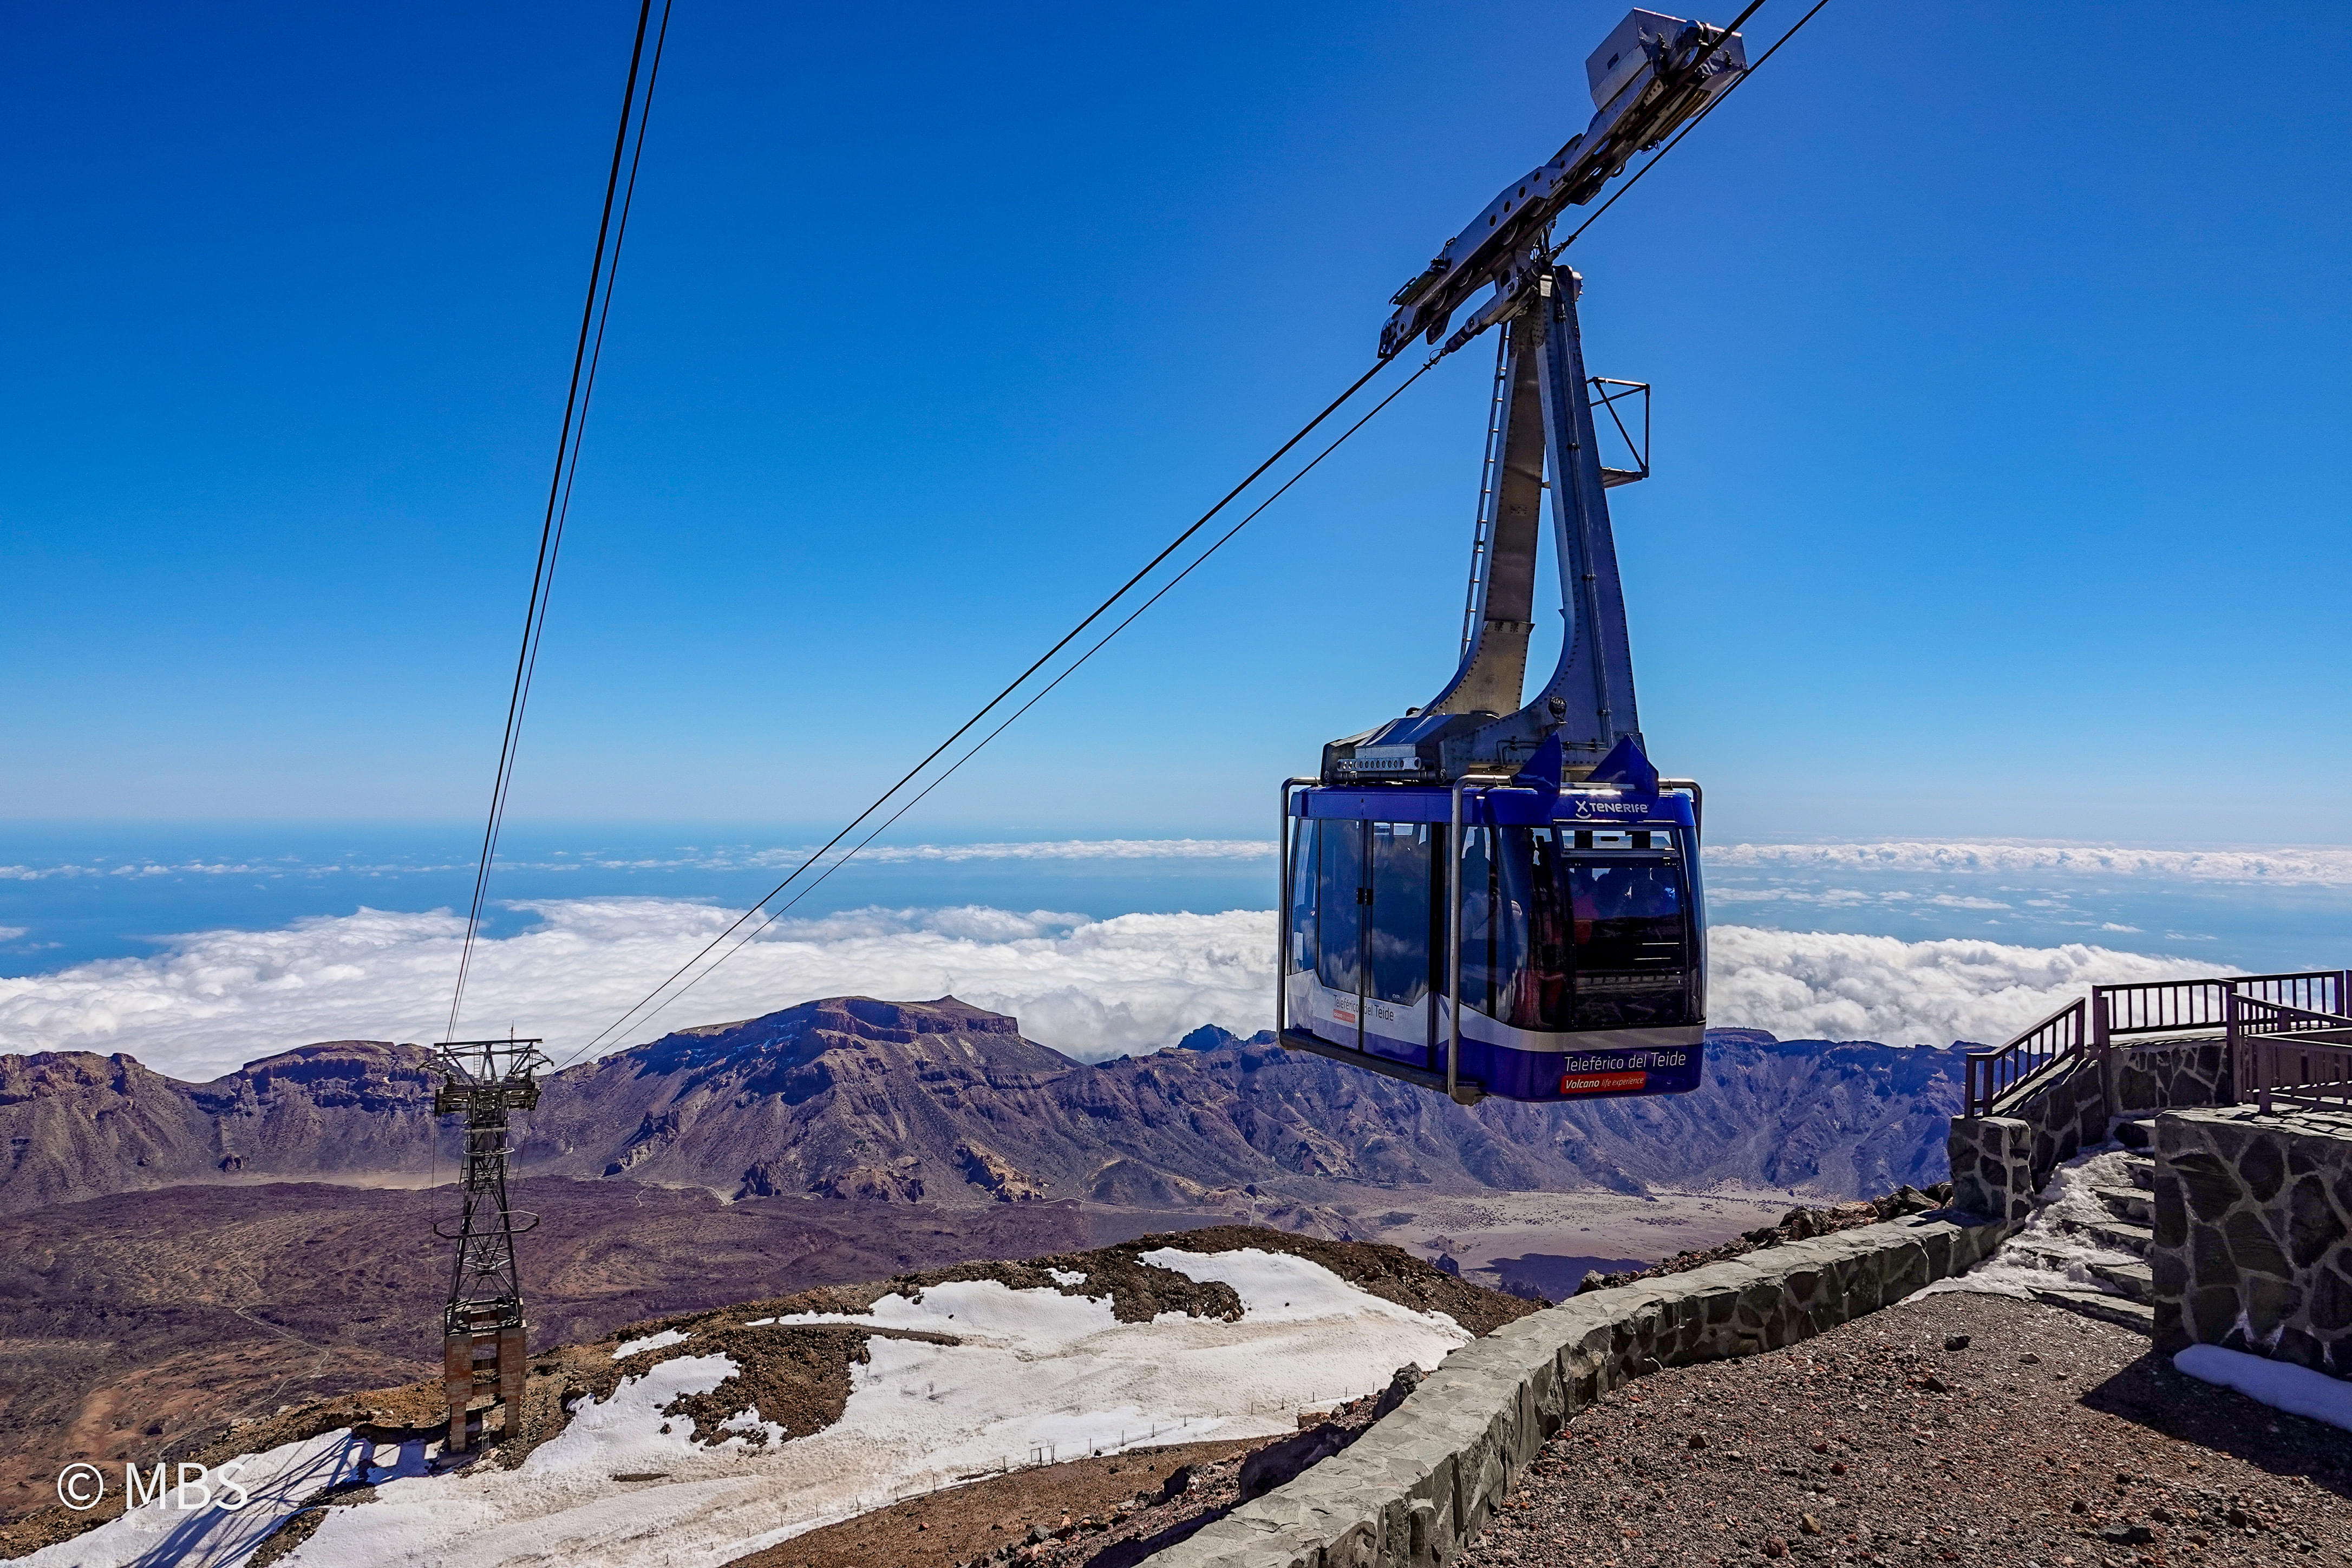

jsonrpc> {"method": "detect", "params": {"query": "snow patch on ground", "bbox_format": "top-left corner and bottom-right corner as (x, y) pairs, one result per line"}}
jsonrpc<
(523, 1353), (746, 1476)
(1141, 1246), (1467, 1335)
(269, 1249), (1467, 1568)
(613, 1328), (692, 1359)
(2174, 1344), (2352, 1433)
(365, 1439), (430, 1486)
(1919, 1145), (2143, 1299)
(16, 1428), (374, 1568)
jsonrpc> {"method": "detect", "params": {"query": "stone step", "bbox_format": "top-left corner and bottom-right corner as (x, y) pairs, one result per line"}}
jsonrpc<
(2127, 1158), (2155, 1192)
(2029, 1283), (2157, 1333)
(1997, 1230), (2158, 1309)
(2094, 1185), (2154, 1224)
(2088, 1259), (2155, 1304)
(2114, 1119), (2158, 1151)
(2056, 1214), (2153, 1258)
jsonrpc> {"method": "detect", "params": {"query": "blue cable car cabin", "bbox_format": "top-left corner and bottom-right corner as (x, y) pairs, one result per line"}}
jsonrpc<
(1270, 262), (1714, 1107)
(1271, 4), (1752, 1105)
(1279, 772), (1706, 1105)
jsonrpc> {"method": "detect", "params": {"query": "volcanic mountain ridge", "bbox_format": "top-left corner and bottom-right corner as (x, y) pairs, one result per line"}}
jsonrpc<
(0, 996), (1965, 1213)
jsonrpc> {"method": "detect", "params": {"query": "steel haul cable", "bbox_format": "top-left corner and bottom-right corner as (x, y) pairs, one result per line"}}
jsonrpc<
(445, 0), (675, 1044)
(558, 352), (1447, 1060)
(561, 355), (1395, 1062)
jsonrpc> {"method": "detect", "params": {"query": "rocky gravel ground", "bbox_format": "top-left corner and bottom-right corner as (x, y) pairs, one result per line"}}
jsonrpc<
(727, 1437), (1260, 1568)
(1459, 1291), (2352, 1568)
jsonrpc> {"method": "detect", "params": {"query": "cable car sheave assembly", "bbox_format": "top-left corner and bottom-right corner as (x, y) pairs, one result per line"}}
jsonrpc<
(1279, 8), (1745, 1108)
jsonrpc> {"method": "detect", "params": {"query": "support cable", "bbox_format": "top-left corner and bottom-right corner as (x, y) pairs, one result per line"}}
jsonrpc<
(564, 355), (1394, 1062)
(559, 0), (1831, 1066)
(445, 0), (675, 1044)
(555, 352), (1445, 1063)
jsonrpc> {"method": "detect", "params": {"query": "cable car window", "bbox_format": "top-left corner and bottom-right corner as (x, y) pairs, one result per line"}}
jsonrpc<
(1288, 816), (1317, 976)
(1315, 819), (1363, 995)
(1567, 860), (1688, 1027)
(1367, 822), (1431, 1006)
(1458, 825), (1495, 1015)
(1497, 827), (1571, 1030)
(1564, 827), (1658, 850)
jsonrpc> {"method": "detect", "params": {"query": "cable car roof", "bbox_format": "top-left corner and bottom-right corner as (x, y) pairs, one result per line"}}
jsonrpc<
(1293, 785), (1695, 829)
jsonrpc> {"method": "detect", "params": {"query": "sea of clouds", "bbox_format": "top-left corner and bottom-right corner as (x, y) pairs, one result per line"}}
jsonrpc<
(0, 898), (2226, 1082)
(1708, 841), (2352, 886)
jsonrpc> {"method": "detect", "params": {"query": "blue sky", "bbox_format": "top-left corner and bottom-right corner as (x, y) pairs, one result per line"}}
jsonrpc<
(5, 1), (2348, 844)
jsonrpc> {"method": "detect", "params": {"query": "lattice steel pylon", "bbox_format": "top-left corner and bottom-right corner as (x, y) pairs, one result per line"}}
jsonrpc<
(430, 1035), (547, 1452)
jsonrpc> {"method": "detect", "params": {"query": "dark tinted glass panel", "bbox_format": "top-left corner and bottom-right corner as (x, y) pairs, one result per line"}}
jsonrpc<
(1567, 860), (1689, 1027)
(1287, 817), (1317, 976)
(1496, 827), (1571, 1029)
(1367, 822), (1432, 1005)
(1315, 819), (1363, 995)
(1457, 825), (1495, 1015)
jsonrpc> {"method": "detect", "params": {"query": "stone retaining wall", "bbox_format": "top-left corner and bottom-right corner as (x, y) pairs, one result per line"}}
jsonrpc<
(2151, 1105), (2352, 1379)
(1141, 1212), (2016, 1568)
(2110, 1036), (2231, 1117)
(1947, 1035), (2232, 1224)
(1948, 1054), (2105, 1220)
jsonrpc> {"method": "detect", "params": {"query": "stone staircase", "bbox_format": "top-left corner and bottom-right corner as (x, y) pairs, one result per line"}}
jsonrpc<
(2006, 1120), (2160, 1330)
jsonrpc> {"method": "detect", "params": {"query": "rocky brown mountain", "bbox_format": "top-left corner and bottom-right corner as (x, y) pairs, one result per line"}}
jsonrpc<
(0, 1040), (443, 1208)
(0, 996), (1963, 1213)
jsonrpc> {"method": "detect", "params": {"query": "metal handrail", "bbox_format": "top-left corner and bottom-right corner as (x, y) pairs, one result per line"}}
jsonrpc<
(2230, 992), (2352, 1115)
(2226, 969), (2352, 1012)
(1964, 971), (2352, 1120)
(1963, 998), (2086, 1119)
(2091, 978), (2233, 1043)
(1590, 377), (1651, 485)
(2093, 970), (2349, 1043)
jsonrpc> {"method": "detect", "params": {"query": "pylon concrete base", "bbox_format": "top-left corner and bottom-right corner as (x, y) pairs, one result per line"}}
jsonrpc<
(442, 1321), (527, 1452)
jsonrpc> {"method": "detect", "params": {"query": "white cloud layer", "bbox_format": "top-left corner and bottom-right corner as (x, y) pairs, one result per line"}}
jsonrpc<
(0, 900), (2244, 1082)
(1710, 840), (2352, 886)
(0, 838), (1270, 882)
(0, 902), (1270, 1081)
(1707, 927), (2218, 1047)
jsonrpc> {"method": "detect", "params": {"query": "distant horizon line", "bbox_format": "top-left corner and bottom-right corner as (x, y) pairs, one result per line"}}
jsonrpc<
(6, 819), (2352, 848)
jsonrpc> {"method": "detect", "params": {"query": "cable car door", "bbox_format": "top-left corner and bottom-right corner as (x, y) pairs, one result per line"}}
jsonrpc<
(1310, 818), (1364, 1048)
(1364, 820), (1435, 1067)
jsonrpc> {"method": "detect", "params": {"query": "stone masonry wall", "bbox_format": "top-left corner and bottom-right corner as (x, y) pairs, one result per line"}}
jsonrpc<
(1946, 1053), (2105, 1219)
(1946, 1114), (2036, 1223)
(1140, 1212), (2017, 1568)
(2152, 1106), (2352, 1378)
(2110, 1035), (2232, 1118)
(1946, 1036), (2236, 1225)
